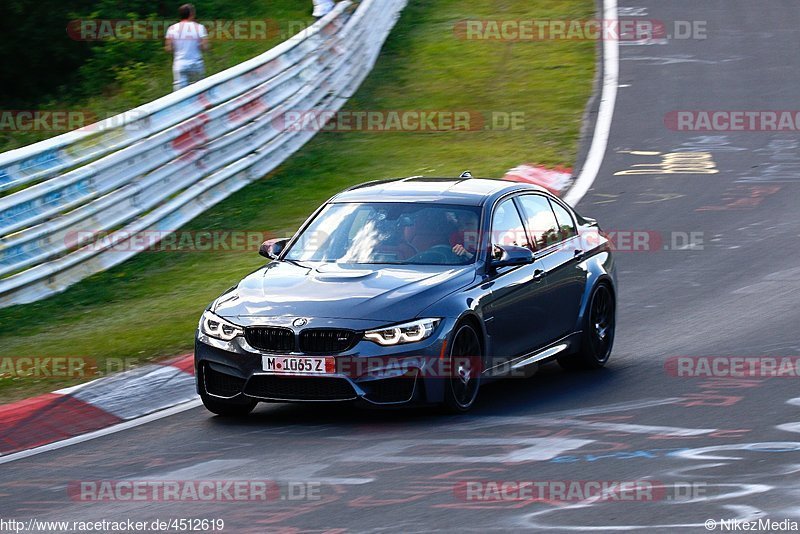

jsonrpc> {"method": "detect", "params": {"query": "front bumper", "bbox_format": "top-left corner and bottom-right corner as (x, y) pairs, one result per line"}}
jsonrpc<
(194, 318), (453, 407)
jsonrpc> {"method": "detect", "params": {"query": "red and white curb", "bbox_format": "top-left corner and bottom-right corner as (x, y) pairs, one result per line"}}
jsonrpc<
(0, 354), (196, 459)
(504, 164), (574, 196)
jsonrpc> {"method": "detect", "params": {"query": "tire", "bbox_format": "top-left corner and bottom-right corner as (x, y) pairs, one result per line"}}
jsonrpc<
(200, 391), (258, 417)
(558, 283), (616, 370)
(442, 323), (483, 413)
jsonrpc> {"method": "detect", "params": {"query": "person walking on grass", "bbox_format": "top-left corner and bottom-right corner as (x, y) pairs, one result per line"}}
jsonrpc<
(165, 4), (209, 91)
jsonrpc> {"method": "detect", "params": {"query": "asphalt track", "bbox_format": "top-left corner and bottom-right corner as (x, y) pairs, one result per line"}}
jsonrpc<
(3, 1), (800, 532)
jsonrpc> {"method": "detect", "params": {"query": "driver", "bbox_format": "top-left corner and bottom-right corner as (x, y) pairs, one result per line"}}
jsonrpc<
(373, 214), (417, 261)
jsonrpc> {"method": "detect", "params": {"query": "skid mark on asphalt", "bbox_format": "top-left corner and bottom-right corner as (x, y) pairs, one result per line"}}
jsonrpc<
(697, 185), (781, 211)
(678, 135), (747, 153)
(739, 139), (800, 183)
(732, 266), (800, 294)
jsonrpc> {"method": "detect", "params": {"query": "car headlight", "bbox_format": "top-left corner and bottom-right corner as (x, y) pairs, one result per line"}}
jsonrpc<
(364, 318), (441, 346)
(200, 310), (244, 341)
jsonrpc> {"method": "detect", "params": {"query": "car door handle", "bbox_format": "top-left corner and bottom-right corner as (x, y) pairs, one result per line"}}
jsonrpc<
(533, 269), (546, 281)
(574, 249), (584, 260)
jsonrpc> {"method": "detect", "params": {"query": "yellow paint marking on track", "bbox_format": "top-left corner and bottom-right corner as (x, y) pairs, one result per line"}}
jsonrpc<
(615, 151), (719, 175)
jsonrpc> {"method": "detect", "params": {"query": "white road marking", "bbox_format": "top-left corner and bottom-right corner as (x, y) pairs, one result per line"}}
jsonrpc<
(136, 459), (251, 480)
(563, 0), (619, 207)
(138, 459), (374, 485)
(673, 442), (800, 461)
(466, 396), (689, 419)
(533, 419), (715, 437)
(777, 398), (800, 433)
(515, 494), (769, 530)
(345, 438), (593, 464)
(448, 415), (716, 437)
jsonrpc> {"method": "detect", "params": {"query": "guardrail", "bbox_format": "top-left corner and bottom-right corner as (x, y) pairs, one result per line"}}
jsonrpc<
(0, 0), (407, 308)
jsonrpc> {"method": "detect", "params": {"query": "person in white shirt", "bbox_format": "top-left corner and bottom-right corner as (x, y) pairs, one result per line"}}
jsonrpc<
(165, 4), (209, 91)
(312, 0), (335, 18)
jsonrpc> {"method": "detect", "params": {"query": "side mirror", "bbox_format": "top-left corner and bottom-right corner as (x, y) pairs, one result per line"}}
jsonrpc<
(259, 238), (290, 260)
(490, 244), (534, 269)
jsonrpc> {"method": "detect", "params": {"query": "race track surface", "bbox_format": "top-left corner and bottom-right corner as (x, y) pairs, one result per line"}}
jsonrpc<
(2, 1), (800, 532)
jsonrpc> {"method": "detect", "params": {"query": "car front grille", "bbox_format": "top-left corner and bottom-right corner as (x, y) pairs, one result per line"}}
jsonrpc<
(245, 326), (295, 352)
(243, 375), (357, 401)
(244, 326), (360, 354)
(299, 329), (359, 353)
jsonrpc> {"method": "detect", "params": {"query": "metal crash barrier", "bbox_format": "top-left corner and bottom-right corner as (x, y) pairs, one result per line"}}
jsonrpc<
(0, 0), (407, 307)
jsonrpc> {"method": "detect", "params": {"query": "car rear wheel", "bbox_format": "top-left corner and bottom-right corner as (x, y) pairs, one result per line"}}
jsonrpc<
(443, 323), (482, 413)
(200, 391), (258, 416)
(558, 283), (615, 370)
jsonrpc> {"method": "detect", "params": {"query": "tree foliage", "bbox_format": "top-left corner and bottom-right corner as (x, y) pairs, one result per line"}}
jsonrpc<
(0, 0), (258, 106)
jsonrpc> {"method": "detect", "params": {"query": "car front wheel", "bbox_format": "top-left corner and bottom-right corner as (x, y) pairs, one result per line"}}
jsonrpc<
(443, 323), (482, 413)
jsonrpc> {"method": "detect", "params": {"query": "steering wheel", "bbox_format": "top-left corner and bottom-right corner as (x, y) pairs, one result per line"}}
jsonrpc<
(407, 245), (462, 264)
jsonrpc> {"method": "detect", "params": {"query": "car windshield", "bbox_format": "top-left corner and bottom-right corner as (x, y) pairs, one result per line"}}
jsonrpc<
(284, 202), (482, 265)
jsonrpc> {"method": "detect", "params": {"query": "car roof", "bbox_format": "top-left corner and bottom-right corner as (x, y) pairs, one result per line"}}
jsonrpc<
(330, 177), (549, 206)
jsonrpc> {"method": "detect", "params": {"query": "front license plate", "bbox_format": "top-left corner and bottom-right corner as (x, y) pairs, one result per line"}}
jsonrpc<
(262, 355), (335, 374)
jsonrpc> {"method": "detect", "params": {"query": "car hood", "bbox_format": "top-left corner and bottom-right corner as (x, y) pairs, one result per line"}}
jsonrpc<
(212, 261), (477, 323)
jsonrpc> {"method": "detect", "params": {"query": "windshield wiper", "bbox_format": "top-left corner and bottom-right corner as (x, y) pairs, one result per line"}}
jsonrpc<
(281, 258), (311, 269)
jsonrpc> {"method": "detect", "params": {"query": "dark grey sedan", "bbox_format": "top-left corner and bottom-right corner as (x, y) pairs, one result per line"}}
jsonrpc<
(194, 176), (616, 415)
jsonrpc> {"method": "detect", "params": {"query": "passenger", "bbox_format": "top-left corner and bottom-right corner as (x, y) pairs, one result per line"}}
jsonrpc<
(450, 212), (479, 260)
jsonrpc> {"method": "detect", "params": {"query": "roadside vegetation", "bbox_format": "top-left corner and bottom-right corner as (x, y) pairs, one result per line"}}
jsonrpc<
(0, 0), (312, 151)
(0, 0), (595, 401)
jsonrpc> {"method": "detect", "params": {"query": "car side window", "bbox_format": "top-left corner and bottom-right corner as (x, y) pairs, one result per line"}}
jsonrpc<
(549, 199), (577, 240)
(490, 198), (529, 257)
(516, 195), (560, 250)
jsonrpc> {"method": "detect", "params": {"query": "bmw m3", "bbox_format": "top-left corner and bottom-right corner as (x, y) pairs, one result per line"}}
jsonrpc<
(195, 176), (616, 415)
